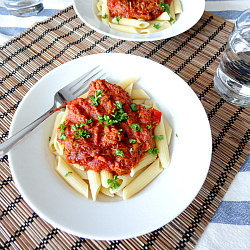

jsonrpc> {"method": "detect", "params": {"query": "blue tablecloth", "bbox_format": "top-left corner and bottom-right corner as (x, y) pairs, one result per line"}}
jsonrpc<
(0, 0), (249, 249)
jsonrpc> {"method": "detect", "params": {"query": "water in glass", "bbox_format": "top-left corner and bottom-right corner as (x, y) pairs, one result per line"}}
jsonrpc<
(4, 0), (43, 17)
(214, 9), (250, 107)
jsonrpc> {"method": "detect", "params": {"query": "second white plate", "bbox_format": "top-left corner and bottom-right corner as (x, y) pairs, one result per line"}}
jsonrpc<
(73, 0), (205, 41)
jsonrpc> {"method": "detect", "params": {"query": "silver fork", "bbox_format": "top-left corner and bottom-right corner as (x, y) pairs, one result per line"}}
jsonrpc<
(0, 66), (105, 158)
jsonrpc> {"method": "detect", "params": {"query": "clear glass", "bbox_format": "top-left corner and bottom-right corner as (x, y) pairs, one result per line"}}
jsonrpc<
(213, 9), (250, 107)
(3, 0), (44, 17)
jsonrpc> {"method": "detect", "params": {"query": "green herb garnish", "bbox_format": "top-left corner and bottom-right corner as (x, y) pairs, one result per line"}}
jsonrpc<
(176, 133), (178, 137)
(146, 125), (152, 129)
(153, 22), (161, 29)
(74, 129), (91, 139)
(118, 129), (123, 135)
(102, 13), (108, 19)
(138, 148), (141, 153)
(115, 100), (123, 109)
(98, 106), (129, 127)
(129, 124), (142, 132)
(154, 135), (164, 141)
(130, 148), (133, 152)
(130, 103), (138, 111)
(129, 139), (136, 144)
(148, 147), (159, 155)
(107, 175), (121, 190)
(170, 17), (175, 23)
(159, 0), (170, 15)
(115, 148), (124, 157)
(64, 171), (72, 177)
(49, 136), (51, 141)
(116, 16), (122, 24)
(71, 124), (79, 130)
(60, 133), (67, 141)
(86, 118), (94, 124)
(90, 89), (103, 106)
(71, 122), (84, 130)
(60, 124), (67, 131)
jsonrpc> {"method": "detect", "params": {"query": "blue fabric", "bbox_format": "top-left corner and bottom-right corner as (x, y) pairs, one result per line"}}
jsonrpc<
(239, 155), (250, 172)
(0, 27), (25, 36)
(212, 201), (250, 225)
(209, 10), (244, 20)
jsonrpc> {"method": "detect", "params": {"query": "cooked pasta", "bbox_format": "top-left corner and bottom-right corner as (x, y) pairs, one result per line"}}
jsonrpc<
(97, 0), (182, 34)
(49, 77), (172, 201)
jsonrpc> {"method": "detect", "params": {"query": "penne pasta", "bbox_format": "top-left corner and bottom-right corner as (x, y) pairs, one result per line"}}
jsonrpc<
(163, 117), (173, 145)
(115, 190), (123, 197)
(49, 111), (65, 153)
(170, 1), (176, 21)
(124, 82), (134, 96)
(117, 77), (139, 89)
(155, 12), (170, 21)
(109, 169), (144, 193)
(73, 167), (88, 180)
(131, 89), (150, 100)
(143, 101), (154, 109)
(130, 152), (157, 177)
(132, 99), (145, 105)
(123, 159), (162, 200)
(61, 107), (69, 123)
(174, 0), (183, 14)
(100, 187), (115, 197)
(55, 156), (89, 198)
(96, 0), (103, 12)
(54, 108), (69, 156)
(112, 17), (149, 29)
(80, 91), (89, 99)
(101, 1), (110, 26)
(71, 162), (84, 170)
(139, 22), (171, 34)
(54, 133), (64, 156)
(109, 23), (139, 34)
(101, 170), (113, 188)
(153, 103), (170, 168)
(109, 174), (132, 194)
(88, 170), (101, 201)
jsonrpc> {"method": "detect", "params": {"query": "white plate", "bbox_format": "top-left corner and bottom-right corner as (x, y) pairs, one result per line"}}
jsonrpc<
(73, 0), (205, 41)
(9, 54), (212, 240)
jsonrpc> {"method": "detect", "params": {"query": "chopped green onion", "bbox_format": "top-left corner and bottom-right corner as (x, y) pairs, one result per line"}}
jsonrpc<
(130, 103), (138, 111)
(115, 149), (124, 157)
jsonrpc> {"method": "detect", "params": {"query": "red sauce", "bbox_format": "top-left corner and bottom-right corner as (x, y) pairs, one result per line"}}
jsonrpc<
(57, 79), (161, 176)
(107, 0), (172, 21)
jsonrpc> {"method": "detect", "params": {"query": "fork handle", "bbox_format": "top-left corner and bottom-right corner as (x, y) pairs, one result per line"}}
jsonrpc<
(0, 107), (53, 158)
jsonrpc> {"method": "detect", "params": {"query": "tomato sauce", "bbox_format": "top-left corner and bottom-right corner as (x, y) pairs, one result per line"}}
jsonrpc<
(57, 79), (161, 176)
(107, 0), (172, 21)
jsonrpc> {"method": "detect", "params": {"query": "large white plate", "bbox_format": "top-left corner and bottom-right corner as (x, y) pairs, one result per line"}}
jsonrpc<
(9, 54), (212, 240)
(73, 0), (205, 41)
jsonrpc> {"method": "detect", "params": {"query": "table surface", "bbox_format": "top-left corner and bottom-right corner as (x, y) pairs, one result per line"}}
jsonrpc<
(0, 0), (249, 249)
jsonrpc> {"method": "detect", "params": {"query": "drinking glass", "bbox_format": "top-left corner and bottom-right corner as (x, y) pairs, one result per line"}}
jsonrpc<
(213, 9), (250, 107)
(3, 0), (44, 17)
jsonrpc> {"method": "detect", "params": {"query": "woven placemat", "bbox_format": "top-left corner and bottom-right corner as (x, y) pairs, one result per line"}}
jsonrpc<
(0, 6), (249, 249)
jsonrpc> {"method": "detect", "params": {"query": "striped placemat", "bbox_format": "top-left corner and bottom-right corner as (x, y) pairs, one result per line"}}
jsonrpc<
(0, 6), (249, 249)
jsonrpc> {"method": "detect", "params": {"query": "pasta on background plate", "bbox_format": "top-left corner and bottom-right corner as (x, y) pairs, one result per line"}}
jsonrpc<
(97, 0), (182, 34)
(49, 77), (172, 201)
